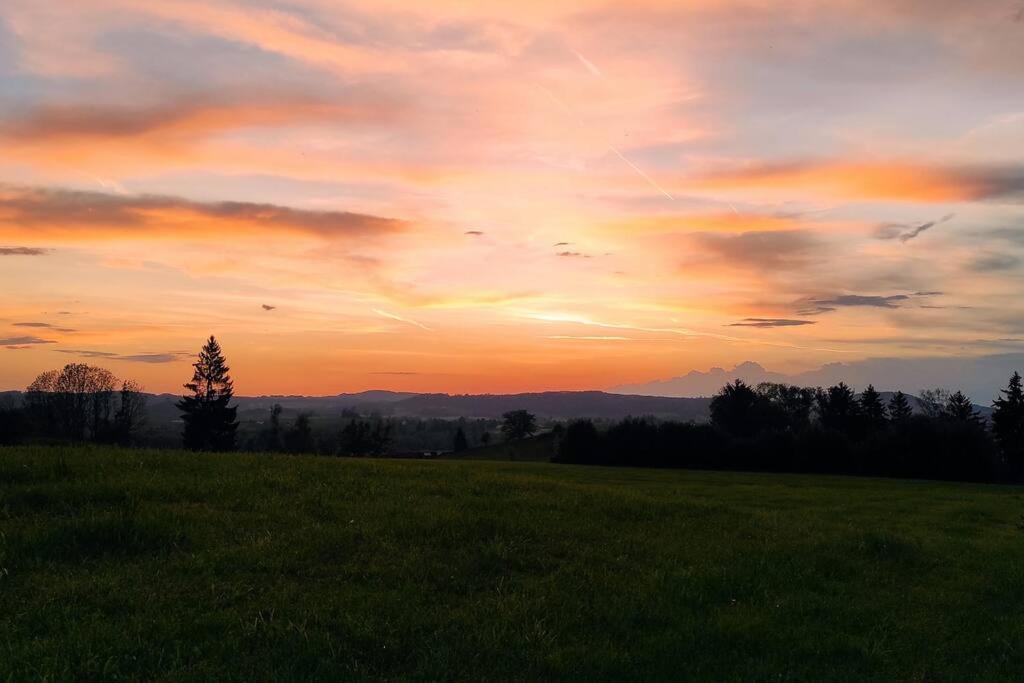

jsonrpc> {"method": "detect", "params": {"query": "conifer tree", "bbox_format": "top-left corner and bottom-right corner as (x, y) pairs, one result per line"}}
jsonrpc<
(888, 391), (913, 422)
(992, 371), (1024, 473)
(859, 384), (887, 428)
(177, 335), (238, 451)
(816, 383), (862, 434)
(453, 426), (469, 452)
(944, 390), (981, 424)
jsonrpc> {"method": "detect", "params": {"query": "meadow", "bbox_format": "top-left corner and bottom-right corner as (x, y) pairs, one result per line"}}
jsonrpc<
(3, 445), (1024, 680)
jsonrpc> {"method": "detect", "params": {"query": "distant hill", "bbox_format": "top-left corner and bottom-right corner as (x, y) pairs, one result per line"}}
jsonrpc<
(4, 386), (993, 424)
(0, 389), (710, 424)
(612, 356), (1024, 404)
(372, 391), (709, 420)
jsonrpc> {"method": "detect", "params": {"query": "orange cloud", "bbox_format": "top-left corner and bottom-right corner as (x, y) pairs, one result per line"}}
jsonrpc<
(692, 161), (1024, 203)
(0, 94), (400, 142)
(0, 185), (408, 243)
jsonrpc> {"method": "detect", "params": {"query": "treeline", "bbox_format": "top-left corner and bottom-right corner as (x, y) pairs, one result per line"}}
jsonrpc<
(0, 336), (506, 456)
(242, 407), (499, 456)
(556, 376), (1024, 483)
(0, 364), (147, 446)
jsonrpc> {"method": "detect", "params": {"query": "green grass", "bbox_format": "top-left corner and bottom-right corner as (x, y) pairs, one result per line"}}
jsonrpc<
(444, 431), (557, 462)
(2, 446), (1024, 681)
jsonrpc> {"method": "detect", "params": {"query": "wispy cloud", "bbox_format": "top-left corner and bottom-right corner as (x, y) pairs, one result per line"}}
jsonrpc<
(0, 246), (49, 256)
(875, 214), (954, 242)
(694, 161), (1024, 202)
(373, 308), (432, 331)
(13, 322), (75, 332)
(970, 253), (1021, 272)
(728, 318), (817, 328)
(55, 349), (189, 363)
(1, 336), (56, 347)
(0, 185), (408, 241)
(798, 294), (918, 315)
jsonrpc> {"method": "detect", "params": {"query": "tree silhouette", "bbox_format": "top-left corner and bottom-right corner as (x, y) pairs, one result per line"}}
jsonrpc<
(859, 384), (887, 428)
(501, 410), (537, 441)
(918, 388), (950, 419)
(452, 426), (469, 452)
(816, 383), (862, 434)
(112, 380), (147, 445)
(261, 403), (283, 451)
(710, 380), (766, 437)
(992, 371), (1024, 474)
(339, 419), (391, 456)
(284, 413), (314, 453)
(765, 383), (816, 431)
(888, 391), (913, 422)
(945, 391), (981, 424)
(177, 335), (238, 451)
(26, 363), (118, 441)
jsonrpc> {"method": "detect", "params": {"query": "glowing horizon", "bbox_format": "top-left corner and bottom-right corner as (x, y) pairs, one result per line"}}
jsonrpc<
(2, 0), (1024, 395)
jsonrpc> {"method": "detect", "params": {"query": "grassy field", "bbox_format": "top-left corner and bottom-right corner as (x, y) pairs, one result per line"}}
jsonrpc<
(444, 431), (557, 462)
(3, 446), (1024, 681)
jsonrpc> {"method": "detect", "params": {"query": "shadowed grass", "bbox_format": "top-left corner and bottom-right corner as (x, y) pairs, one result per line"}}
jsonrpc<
(2, 445), (1024, 680)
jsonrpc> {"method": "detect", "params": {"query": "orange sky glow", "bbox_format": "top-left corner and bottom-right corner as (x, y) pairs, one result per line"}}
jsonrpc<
(2, 0), (1024, 395)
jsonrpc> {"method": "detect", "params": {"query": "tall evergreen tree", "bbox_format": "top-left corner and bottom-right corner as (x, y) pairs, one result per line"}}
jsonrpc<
(452, 426), (469, 452)
(992, 371), (1024, 473)
(944, 391), (981, 424)
(816, 383), (862, 434)
(888, 391), (913, 422)
(859, 384), (887, 428)
(177, 335), (238, 451)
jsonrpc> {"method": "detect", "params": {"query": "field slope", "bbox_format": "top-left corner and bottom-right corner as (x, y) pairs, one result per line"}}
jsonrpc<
(2, 446), (1024, 680)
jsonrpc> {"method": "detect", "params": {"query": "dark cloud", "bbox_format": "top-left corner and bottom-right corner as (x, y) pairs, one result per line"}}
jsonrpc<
(464, 230), (484, 236)
(14, 322), (75, 332)
(728, 318), (817, 328)
(55, 350), (118, 358)
(875, 214), (954, 242)
(0, 246), (48, 255)
(55, 349), (188, 363)
(262, 304), (276, 311)
(799, 294), (911, 315)
(0, 185), (407, 238)
(970, 253), (1021, 272)
(557, 251), (591, 258)
(0, 336), (56, 346)
(554, 242), (572, 246)
(369, 371), (421, 375)
(915, 291), (944, 296)
(117, 353), (185, 364)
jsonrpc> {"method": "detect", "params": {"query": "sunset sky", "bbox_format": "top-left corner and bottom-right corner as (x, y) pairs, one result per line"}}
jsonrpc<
(2, 0), (1024, 395)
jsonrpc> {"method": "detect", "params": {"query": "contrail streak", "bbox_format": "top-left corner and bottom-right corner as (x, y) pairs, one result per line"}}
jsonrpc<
(373, 308), (432, 331)
(608, 146), (675, 201)
(535, 83), (674, 202)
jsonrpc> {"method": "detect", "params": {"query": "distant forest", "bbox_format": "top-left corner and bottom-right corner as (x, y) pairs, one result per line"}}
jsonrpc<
(558, 378), (1024, 483)
(3, 336), (1024, 484)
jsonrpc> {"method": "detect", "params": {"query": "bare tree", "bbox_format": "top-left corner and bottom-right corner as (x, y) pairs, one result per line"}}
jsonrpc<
(26, 364), (118, 441)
